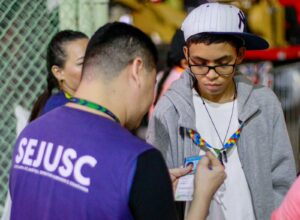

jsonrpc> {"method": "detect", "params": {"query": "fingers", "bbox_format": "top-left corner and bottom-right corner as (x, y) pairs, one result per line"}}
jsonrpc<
(197, 155), (209, 167)
(197, 151), (219, 169)
(169, 167), (192, 179)
(206, 151), (222, 167)
(170, 167), (193, 194)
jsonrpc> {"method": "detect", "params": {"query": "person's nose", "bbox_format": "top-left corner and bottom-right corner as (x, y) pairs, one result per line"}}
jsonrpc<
(206, 68), (219, 80)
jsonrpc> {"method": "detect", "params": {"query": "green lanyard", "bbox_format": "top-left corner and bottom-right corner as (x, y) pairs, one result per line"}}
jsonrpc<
(68, 97), (120, 123)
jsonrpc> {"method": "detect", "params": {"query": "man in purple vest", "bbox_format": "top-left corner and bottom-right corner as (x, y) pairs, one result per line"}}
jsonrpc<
(9, 22), (225, 220)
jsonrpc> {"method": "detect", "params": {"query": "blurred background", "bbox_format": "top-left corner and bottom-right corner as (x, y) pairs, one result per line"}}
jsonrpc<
(0, 0), (299, 215)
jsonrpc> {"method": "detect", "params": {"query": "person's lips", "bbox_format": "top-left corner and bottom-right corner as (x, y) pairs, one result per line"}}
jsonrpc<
(205, 83), (222, 91)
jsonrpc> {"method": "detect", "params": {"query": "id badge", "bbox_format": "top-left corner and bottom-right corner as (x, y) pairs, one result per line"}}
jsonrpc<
(184, 155), (203, 174)
(175, 155), (203, 201)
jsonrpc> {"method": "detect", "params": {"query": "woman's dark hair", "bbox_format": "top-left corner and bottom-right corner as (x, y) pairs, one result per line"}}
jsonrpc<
(153, 29), (186, 106)
(29, 30), (88, 122)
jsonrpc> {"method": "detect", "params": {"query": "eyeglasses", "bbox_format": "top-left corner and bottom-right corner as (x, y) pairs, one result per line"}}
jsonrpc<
(188, 57), (237, 76)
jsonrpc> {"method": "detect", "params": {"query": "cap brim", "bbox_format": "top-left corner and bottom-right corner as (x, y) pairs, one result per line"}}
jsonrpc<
(197, 32), (269, 50)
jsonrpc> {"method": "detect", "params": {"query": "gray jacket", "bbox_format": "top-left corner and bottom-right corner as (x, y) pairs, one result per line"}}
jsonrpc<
(146, 70), (296, 220)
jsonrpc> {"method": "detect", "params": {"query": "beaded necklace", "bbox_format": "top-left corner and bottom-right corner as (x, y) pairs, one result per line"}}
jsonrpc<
(187, 125), (243, 164)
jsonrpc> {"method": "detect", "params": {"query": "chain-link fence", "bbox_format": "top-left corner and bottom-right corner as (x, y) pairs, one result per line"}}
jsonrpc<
(0, 0), (59, 214)
(0, 0), (109, 215)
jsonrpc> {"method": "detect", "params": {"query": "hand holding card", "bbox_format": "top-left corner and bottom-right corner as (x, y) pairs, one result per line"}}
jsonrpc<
(193, 151), (226, 200)
(175, 152), (226, 201)
(185, 151), (226, 220)
(175, 155), (202, 201)
(169, 166), (192, 194)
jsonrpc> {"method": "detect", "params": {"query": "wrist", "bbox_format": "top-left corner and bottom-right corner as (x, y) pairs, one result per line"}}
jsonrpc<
(193, 188), (214, 202)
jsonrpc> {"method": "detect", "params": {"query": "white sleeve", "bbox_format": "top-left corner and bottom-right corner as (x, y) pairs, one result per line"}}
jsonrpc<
(1, 192), (11, 220)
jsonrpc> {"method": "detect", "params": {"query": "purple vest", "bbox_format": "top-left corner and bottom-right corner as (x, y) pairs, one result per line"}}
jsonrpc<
(9, 106), (151, 220)
(41, 91), (69, 115)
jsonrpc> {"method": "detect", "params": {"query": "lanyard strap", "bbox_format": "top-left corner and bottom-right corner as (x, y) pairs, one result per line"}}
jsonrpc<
(68, 97), (120, 123)
(187, 124), (243, 163)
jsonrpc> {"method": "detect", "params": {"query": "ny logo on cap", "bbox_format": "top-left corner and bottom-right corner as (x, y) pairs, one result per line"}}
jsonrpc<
(238, 11), (246, 31)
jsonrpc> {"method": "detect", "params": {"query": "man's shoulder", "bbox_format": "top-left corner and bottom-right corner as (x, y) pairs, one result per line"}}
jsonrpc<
(251, 85), (281, 109)
(21, 109), (152, 157)
(236, 75), (280, 105)
(124, 133), (154, 150)
(154, 82), (192, 116)
(153, 94), (178, 117)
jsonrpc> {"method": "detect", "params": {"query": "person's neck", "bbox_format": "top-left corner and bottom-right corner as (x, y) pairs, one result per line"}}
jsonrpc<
(61, 85), (75, 96)
(196, 81), (236, 103)
(68, 82), (125, 125)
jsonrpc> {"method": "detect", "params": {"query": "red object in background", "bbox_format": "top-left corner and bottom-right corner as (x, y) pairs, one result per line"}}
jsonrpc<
(279, 0), (300, 24)
(245, 45), (300, 61)
(150, 0), (164, 2)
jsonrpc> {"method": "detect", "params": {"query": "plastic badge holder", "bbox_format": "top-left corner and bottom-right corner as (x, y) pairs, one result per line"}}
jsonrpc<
(184, 155), (203, 174)
(175, 155), (203, 201)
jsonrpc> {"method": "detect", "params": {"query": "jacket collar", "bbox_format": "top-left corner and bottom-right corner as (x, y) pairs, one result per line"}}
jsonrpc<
(166, 70), (197, 130)
(165, 70), (260, 129)
(235, 74), (260, 123)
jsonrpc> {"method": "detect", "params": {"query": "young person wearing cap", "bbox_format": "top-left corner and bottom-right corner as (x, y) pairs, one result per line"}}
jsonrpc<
(8, 22), (226, 220)
(147, 3), (296, 220)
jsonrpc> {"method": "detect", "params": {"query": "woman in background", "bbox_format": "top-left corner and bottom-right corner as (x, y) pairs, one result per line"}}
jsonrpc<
(29, 30), (88, 121)
(149, 29), (188, 117)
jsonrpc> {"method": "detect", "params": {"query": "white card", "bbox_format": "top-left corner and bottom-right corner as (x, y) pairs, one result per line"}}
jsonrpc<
(174, 174), (195, 201)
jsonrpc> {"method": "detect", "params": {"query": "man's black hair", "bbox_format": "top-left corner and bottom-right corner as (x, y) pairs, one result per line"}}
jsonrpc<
(186, 33), (245, 51)
(82, 22), (158, 79)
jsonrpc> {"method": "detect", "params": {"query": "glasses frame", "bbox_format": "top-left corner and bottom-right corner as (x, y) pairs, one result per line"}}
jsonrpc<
(187, 50), (238, 76)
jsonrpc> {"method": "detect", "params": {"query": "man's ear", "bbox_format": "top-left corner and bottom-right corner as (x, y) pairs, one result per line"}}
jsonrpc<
(236, 47), (246, 64)
(183, 46), (189, 61)
(130, 57), (143, 87)
(51, 65), (64, 81)
(180, 58), (189, 69)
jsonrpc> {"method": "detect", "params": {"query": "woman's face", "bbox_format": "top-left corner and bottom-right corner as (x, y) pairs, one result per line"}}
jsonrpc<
(60, 38), (89, 95)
